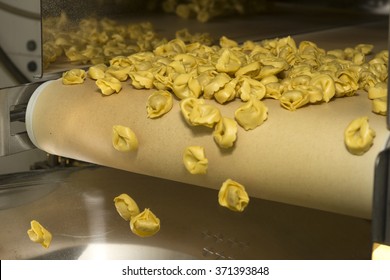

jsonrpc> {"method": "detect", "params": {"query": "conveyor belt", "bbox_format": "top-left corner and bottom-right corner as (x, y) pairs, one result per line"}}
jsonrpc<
(26, 21), (389, 219)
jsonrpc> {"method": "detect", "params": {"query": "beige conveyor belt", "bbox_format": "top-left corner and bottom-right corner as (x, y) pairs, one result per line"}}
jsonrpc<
(26, 23), (389, 220)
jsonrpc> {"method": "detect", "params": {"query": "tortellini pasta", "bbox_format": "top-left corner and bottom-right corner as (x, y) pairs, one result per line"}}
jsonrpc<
(279, 90), (309, 111)
(42, 14), (164, 68)
(218, 179), (249, 212)
(62, 69), (86, 85)
(129, 71), (155, 89)
(112, 125), (139, 152)
(146, 90), (173, 118)
(183, 146), (208, 175)
(215, 48), (242, 74)
(96, 77), (122, 95)
(368, 82), (387, 100)
(213, 117), (238, 149)
(105, 65), (131, 82)
(88, 64), (107, 80)
(234, 97), (268, 130)
(179, 97), (204, 124)
(344, 116), (376, 156)
(130, 208), (161, 237)
(172, 72), (202, 99)
(372, 97), (387, 116)
(114, 193), (140, 221)
(188, 103), (221, 128)
(180, 98), (221, 128)
(27, 220), (52, 249)
(113, 194), (160, 238)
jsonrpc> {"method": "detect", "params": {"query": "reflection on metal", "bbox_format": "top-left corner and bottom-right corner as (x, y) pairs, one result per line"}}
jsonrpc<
(0, 167), (372, 259)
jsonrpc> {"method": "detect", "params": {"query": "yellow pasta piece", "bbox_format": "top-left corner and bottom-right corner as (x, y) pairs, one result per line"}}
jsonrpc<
(368, 82), (387, 100)
(372, 97), (387, 116)
(65, 46), (89, 63)
(27, 220), (52, 249)
(279, 90), (309, 111)
(237, 76), (266, 102)
(215, 48), (242, 74)
(213, 78), (238, 104)
(255, 57), (289, 79)
(334, 68), (359, 97)
(235, 97), (268, 130)
(218, 179), (249, 212)
(172, 72), (202, 99)
(96, 77), (122, 95)
(304, 85), (323, 104)
(112, 125), (139, 152)
(81, 45), (103, 61)
(344, 116), (376, 155)
(88, 64), (107, 80)
(213, 117), (238, 149)
(310, 73), (336, 103)
(129, 71), (155, 89)
(114, 193), (140, 221)
(183, 146), (208, 175)
(173, 53), (198, 71)
(355, 44), (374, 55)
(62, 69), (86, 85)
(109, 56), (133, 67)
(130, 208), (160, 237)
(235, 61), (261, 78)
(203, 73), (231, 100)
(188, 103), (221, 128)
(147, 90), (173, 118)
(219, 36), (239, 48)
(264, 81), (283, 99)
(179, 97), (204, 125)
(105, 65), (131, 82)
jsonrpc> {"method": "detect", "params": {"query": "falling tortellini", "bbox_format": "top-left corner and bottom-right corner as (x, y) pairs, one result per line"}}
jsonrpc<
(213, 117), (238, 149)
(183, 145), (208, 175)
(114, 193), (140, 221)
(113, 194), (160, 237)
(368, 82), (388, 116)
(112, 125), (139, 152)
(344, 116), (376, 156)
(218, 179), (250, 212)
(27, 220), (52, 249)
(130, 208), (161, 238)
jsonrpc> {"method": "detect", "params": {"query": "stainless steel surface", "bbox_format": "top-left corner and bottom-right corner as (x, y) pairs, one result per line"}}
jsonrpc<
(0, 167), (371, 259)
(0, 0), (41, 88)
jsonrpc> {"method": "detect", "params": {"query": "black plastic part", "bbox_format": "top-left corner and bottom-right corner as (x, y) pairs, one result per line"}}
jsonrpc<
(372, 148), (390, 246)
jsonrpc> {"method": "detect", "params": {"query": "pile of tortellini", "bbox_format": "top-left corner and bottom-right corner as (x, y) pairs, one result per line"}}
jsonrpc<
(62, 27), (388, 158)
(67, 32), (388, 124)
(162, 0), (269, 23)
(42, 12), (212, 69)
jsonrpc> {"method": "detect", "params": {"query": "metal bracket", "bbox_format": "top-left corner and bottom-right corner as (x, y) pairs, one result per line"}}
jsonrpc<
(0, 83), (40, 156)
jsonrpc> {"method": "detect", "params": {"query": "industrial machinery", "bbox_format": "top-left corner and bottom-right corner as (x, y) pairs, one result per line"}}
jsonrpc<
(0, 0), (389, 259)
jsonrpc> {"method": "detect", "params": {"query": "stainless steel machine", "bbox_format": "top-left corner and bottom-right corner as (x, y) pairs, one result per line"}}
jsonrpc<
(0, 0), (389, 259)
